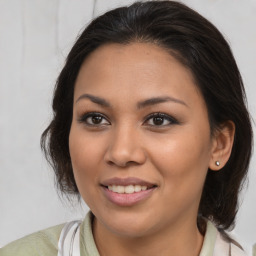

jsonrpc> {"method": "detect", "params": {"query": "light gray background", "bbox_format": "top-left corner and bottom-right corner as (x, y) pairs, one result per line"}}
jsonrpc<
(0, 0), (255, 253)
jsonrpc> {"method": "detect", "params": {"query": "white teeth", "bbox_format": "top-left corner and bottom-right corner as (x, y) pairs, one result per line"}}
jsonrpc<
(125, 185), (134, 194)
(134, 185), (141, 192)
(107, 184), (149, 193)
(141, 186), (147, 191)
(116, 185), (125, 193)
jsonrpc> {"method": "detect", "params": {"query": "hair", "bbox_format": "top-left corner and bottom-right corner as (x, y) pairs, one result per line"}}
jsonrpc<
(41, 0), (253, 232)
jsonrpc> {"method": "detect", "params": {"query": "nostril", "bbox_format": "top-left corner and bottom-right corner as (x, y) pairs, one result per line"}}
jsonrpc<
(106, 159), (138, 168)
(104, 141), (147, 167)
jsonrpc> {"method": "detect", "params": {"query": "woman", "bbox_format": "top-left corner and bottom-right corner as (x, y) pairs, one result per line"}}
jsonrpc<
(1, 1), (253, 255)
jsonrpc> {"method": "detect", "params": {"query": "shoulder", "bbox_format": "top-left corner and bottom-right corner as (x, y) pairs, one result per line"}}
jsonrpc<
(215, 231), (247, 256)
(230, 243), (247, 256)
(0, 223), (65, 256)
(201, 220), (247, 256)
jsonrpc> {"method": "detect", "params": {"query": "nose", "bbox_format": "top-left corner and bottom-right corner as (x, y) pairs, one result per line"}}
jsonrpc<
(104, 125), (147, 168)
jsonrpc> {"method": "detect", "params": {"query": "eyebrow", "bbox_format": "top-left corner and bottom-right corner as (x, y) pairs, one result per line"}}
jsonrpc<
(76, 93), (188, 109)
(137, 96), (188, 109)
(76, 94), (111, 107)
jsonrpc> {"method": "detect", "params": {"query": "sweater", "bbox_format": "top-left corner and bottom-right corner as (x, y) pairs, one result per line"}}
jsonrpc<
(0, 211), (246, 256)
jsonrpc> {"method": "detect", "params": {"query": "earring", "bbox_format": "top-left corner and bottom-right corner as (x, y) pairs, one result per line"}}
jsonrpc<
(215, 161), (220, 166)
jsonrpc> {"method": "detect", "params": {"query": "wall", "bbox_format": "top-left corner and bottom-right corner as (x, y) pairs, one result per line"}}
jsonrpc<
(0, 0), (255, 253)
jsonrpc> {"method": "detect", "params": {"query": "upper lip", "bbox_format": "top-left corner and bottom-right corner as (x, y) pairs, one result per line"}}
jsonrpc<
(101, 177), (157, 188)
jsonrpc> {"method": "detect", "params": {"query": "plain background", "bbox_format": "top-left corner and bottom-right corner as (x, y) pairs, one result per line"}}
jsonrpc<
(0, 0), (255, 253)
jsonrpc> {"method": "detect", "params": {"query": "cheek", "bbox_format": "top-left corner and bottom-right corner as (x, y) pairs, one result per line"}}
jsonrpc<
(150, 131), (211, 170)
(69, 124), (105, 167)
(69, 125), (106, 195)
(147, 128), (211, 198)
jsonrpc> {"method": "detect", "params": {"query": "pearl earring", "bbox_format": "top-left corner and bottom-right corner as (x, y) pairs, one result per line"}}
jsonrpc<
(215, 161), (220, 166)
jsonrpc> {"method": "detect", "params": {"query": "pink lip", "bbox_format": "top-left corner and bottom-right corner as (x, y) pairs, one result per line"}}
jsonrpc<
(102, 186), (156, 207)
(101, 177), (156, 187)
(100, 177), (157, 207)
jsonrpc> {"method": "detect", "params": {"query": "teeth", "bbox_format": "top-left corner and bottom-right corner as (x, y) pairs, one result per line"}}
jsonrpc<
(107, 185), (149, 194)
(141, 186), (147, 191)
(116, 185), (125, 193)
(125, 185), (134, 194)
(134, 185), (141, 192)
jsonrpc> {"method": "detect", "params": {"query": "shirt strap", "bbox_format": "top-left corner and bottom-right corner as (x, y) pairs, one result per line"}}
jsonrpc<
(58, 220), (82, 256)
(213, 232), (247, 256)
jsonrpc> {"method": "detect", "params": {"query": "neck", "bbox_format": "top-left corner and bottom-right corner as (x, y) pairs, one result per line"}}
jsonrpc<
(93, 215), (204, 256)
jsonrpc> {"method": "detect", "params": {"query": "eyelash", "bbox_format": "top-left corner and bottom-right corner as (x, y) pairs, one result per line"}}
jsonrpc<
(145, 112), (178, 126)
(78, 112), (179, 128)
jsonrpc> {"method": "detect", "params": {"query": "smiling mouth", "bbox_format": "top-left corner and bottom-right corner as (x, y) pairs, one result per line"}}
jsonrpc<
(105, 184), (156, 194)
(101, 177), (157, 206)
(101, 182), (157, 206)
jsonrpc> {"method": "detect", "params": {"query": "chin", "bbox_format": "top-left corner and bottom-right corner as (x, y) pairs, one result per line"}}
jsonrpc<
(96, 208), (159, 238)
(109, 221), (155, 238)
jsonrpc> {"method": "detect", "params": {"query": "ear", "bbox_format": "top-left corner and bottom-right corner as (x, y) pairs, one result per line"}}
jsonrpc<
(209, 121), (235, 171)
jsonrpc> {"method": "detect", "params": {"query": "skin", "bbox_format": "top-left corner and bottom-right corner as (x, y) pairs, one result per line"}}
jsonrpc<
(69, 42), (234, 256)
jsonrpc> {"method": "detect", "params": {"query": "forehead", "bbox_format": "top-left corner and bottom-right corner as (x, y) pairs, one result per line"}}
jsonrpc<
(74, 42), (202, 107)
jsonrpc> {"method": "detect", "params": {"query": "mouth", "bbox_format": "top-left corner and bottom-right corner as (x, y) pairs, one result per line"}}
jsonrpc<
(101, 177), (157, 206)
(103, 184), (156, 194)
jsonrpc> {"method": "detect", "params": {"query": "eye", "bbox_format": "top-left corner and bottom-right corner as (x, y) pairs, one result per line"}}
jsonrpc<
(78, 112), (110, 126)
(144, 113), (178, 126)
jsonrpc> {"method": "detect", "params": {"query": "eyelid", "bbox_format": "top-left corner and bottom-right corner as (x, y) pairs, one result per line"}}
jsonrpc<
(78, 112), (111, 125)
(143, 112), (178, 126)
(77, 111), (178, 127)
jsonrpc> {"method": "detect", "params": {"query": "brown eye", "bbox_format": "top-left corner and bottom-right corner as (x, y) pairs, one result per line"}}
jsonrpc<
(79, 112), (110, 126)
(91, 115), (103, 124)
(153, 116), (164, 125)
(144, 113), (178, 127)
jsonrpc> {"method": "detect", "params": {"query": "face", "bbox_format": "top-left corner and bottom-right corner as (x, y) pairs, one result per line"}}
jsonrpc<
(69, 42), (214, 238)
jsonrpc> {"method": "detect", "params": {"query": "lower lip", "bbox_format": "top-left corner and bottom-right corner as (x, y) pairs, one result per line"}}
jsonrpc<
(102, 186), (156, 207)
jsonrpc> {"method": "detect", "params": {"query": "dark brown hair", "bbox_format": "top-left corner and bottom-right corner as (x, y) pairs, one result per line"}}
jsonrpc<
(41, 1), (253, 231)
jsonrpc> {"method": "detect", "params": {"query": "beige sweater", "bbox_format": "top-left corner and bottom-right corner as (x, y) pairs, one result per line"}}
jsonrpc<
(0, 211), (246, 256)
